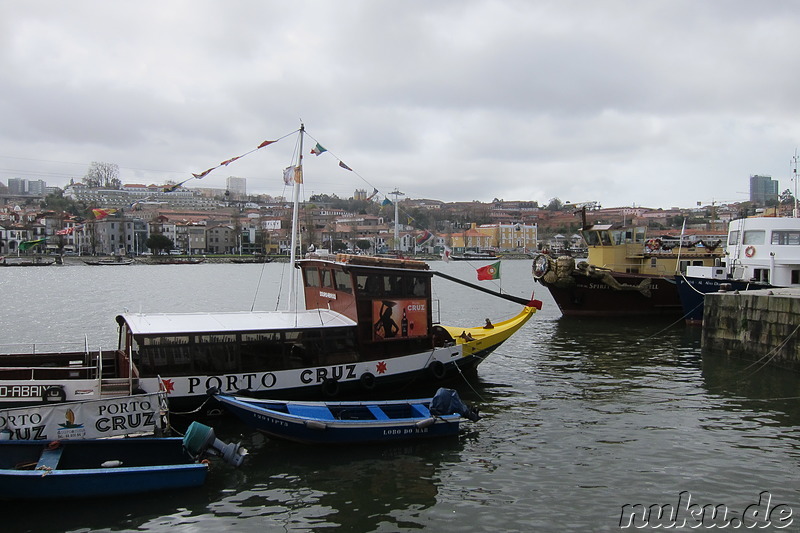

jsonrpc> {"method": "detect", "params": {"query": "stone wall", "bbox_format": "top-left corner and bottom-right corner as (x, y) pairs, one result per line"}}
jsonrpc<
(702, 288), (800, 372)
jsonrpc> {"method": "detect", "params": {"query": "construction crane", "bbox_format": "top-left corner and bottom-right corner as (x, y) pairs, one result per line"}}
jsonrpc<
(564, 201), (601, 228)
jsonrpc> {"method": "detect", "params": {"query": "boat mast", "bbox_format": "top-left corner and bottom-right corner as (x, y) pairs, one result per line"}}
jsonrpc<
(391, 189), (404, 252)
(793, 150), (798, 218)
(288, 123), (305, 312)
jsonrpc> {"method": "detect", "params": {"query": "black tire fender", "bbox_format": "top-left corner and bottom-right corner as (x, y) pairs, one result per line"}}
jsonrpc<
(360, 372), (376, 390)
(429, 360), (446, 380)
(321, 378), (340, 398)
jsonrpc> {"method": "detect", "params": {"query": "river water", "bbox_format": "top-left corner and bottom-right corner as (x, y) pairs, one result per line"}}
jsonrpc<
(3, 260), (800, 532)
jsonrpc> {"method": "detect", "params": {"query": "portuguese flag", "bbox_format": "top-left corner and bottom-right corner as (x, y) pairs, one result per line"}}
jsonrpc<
(476, 261), (500, 281)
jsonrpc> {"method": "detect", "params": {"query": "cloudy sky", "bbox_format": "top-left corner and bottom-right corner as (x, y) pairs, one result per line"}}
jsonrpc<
(2, 1), (800, 209)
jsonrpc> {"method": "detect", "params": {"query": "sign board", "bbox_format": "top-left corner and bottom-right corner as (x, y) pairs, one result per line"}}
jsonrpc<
(0, 392), (168, 441)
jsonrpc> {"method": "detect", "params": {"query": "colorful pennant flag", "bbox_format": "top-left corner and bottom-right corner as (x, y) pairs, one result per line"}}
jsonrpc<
(283, 166), (295, 185)
(192, 168), (214, 179)
(294, 165), (303, 184)
(311, 143), (327, 156)
(220, 156), (241, 166)
(257, 140), (276, 149)
(442, 246), (452, 262)
(339, 161), (353, 171)
(476, 261), (501, 281)
(415, 230), (434, 246)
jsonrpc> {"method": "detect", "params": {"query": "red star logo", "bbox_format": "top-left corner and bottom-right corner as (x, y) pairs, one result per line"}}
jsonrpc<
(376, 361), (388, 374)
(161, 379), (176, 394)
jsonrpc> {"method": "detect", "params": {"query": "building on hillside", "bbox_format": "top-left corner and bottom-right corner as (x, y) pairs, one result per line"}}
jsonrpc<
(7, 178), (47, 196)
(226, 177), (247, 197)
(206, 224), (237, 254)
(497, 223), (537, 252)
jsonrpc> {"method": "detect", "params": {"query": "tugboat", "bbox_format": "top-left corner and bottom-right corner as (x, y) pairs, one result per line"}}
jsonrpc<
(533, 208), (724, 318)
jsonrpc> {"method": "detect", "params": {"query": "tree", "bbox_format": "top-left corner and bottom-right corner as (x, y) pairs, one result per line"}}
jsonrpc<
(546, 197), (563, 211)
(145, 234), (174, 255)
(355, 239), (372, 252)
(85, 162), (121, 189)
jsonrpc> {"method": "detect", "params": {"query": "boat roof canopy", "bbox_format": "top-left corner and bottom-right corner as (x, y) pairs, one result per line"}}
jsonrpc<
(581, 224), (615, 231)
(116, 309), (357, 336)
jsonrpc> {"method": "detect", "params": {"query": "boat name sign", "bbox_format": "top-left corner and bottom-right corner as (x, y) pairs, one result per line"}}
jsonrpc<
(164, 364), (364, 396)
(0, 392), (166, 441)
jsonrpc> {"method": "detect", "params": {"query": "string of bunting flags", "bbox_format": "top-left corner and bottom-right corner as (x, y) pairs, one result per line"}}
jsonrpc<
(22, 126), (443, 257)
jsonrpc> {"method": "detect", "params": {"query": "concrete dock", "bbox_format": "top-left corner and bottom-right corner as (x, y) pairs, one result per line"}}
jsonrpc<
(702, 288), (800, 371)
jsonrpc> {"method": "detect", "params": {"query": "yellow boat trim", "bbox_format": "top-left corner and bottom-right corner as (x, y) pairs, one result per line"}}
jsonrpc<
(440, 306), (537, 357)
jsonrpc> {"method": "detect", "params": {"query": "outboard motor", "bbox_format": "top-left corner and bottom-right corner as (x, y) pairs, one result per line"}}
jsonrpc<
(183, 421), (248, 467)
(430, 388), (480, 422)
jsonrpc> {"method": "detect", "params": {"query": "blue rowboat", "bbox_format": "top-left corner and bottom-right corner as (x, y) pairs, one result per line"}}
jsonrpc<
(210, 387), (480, 445)
(0, 422), (246, 500)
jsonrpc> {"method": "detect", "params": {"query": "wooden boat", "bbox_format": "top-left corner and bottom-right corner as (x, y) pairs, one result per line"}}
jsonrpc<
(0, 421), (246, 500)
(0, 257), (55, 267)
(533, 208), (724, 318)
(152, 257), (206, 264)
(230, 256), (272, 264)
(449, 250), (497, 261)
(114, 252), (540, 410)
(210, 387), (479, 444)
(84, 257), (134, 266)
(676, 216), (800, 324)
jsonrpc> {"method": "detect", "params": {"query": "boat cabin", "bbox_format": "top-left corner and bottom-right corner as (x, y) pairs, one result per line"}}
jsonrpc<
(299, 253), (436, 358)
(580, 224), (723, 275)
(115, 254), (443, 382)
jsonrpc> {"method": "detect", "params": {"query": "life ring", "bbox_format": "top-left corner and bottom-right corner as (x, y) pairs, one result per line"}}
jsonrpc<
(644, 239), (662, 252)
(531, 254), (550, 279)
(42, 386), (66, 403)
(745, 246), (756, 258)
(428, 360), (446, 380)
(321, 378), (339, 398)
(359, 372), (376, 390)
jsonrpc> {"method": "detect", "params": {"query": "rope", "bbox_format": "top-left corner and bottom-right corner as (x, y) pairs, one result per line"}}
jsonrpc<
(169, 396), (213, 416)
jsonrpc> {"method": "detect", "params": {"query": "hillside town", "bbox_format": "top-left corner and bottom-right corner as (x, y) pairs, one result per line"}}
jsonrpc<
(0, 170), (791, 258)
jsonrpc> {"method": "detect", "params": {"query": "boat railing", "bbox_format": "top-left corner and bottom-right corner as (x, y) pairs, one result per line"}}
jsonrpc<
(601, 262), (678, 275)
(0, 359), (100, 381)
(0, 341), (95, 355)
(432, 298), (441, 325)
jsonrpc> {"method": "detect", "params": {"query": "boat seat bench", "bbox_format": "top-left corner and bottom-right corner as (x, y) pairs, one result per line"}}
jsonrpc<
(366, 405), (390, 420)
(287, 404), (335, 420)
(37, 445), (64, 470)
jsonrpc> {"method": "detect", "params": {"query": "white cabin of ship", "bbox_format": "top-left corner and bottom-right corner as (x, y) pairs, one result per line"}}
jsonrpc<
(718, 217), (800, 286)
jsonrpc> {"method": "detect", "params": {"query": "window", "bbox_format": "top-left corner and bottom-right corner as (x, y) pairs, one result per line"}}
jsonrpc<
(321, 269), (333, 288)
(771, 231), (800, 245)
(334, 270), (352, 293)
(729, 230), (739, 245)
(743, 230), (765, 245)
(305, 268), (320, 287)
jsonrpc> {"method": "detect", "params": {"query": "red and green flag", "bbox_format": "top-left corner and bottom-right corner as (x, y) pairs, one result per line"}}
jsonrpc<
(476, 261), (501, 281)
(92, 208), (117, 220)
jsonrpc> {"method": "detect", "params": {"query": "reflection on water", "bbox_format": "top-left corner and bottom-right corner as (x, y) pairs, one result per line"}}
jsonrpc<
(3, 262), (800, 532)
